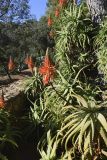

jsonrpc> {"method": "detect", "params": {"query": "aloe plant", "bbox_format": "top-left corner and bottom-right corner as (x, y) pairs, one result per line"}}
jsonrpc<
(0, 109), (20, 150)
(25, 1), (107, 160)
(57, 95), (107, 159)
(95, 20), (107, 81)
(39, 130), (58, 160)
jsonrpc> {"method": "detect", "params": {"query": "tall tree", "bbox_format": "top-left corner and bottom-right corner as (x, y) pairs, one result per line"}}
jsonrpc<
(0, 0), (10, 18)
(0, 0), (30, 78)
(0, 0), (30, 22)
(86, 0), (107, 23)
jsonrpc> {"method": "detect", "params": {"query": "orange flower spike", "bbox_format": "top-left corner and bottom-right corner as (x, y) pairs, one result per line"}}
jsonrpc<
(39, 65), (48, 75)
(42, 65), (55, 85)
(39, 48), (55, 85)
(59, 0), (67, 7)
(8, 56), (15, 71)
(48, 17), (52, 27)
(43, 48), (51, 67)
(43, 74), (50, 85)
(24, 54), (29, 65)
(55, 8), (60, 17)
(28, 56), (35, 73)
(29, 56), (34, 68)
(43, 55), (51, 67)
(0, 90), (5, 109)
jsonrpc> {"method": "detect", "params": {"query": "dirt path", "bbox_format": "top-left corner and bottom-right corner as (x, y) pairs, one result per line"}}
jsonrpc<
(0, 69), (32, 87)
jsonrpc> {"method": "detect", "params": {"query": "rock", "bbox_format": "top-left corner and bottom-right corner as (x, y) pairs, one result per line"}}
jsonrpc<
(0, 79), (28, 113)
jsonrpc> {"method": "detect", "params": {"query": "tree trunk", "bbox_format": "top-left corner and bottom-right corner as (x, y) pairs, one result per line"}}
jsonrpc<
(86, 0), (107, 23)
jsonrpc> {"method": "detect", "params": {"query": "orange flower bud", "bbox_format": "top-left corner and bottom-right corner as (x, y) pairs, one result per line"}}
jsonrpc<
(8, 56), (15, 71)
(59, 0), (67, 7)
(0, 90), (5, 109)
(39, 49), (55, 85)
(28, 56), (35, 73)
(24, 54), (29, 65)
(48, 17), (53, 27)
(55, 8), (60, 17)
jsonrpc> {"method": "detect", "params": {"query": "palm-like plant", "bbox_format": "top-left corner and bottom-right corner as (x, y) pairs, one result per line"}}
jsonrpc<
(57, 95), (107, 159)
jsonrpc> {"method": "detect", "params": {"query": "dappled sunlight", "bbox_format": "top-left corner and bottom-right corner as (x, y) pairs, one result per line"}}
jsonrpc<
(0, 0), (107, 160)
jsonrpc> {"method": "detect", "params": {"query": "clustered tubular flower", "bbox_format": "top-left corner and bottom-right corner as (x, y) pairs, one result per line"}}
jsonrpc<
(59, 0), (67, 7)
(24, 55), (35, 73)
(48, 17), (53, 27)
(28, 56), (35, 73)
(0, 90), (5, 109)
(55, 8), (60, 17)
(8, 56), (15, 71)
(24, 54), (29, 65)
(47, 0), (67, 27)
(39, 49), (55, 85)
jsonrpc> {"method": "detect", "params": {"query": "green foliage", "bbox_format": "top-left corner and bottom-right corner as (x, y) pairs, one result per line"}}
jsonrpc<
(0, 109), (20, 150)
(21, 69), (44, 137)
(0, 20), (37, 58)
(0, 0), (30, 22)
(24, 68), (42, 95)
(0, 16), (49, 75)
(29, 64), (103, 159)
(5, 0), (107, 160)
(0, 0), (10, 18)
(39, 130), (58, 160)
(95, 19), (107, 80)
(57, 95), (107, 159)
(55, 3), (95, 68)
(0, 153), (8, 160)
(39, 130), (74, 160)
(0, 0), (49, 76)
(0, 109), (22, 160)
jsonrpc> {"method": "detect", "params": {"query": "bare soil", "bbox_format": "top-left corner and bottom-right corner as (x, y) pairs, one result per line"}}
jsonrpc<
(0, 69), (32, 87)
